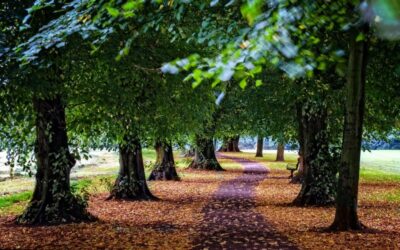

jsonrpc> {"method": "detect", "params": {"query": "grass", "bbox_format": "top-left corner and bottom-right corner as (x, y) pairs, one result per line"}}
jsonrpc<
(359, 150), (400, 183)
(0, 191), (32, 216)
(224, 150), (298, 170)
(239, 149), (400, 183)
(360, 168), (400, 183)
(0, 191), (31, 210)
(384, 189), (400, 202)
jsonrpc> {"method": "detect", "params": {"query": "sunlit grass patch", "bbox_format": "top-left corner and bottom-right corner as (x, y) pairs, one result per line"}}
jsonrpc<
(0, 191), (31, 215)
(221, 151), (297, 170)
(384, 190), (400, 202)
(360, 168), (400, 183)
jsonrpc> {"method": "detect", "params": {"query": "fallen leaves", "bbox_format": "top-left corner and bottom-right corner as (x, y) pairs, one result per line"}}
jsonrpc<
(255, 169), (400, 250)
(0, 160), (242, 250)
(0, 155), (398, 249)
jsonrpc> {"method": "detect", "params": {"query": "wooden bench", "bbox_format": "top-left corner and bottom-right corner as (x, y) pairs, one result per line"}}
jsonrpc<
(286, 163), (299, 179)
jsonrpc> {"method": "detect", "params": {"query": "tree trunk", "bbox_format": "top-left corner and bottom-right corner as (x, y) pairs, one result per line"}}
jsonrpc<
(183, 147), (195, 157)
(218, 138), (227, 152)
(330, 26), (369, 231)
(17, 97), (93, 225)
(218, 136), (241, 152)
(148, 142), (180, 181)
(255, 136), (263, 157)
(109, 137), (156, 200)
(189, 136), (224, 171)
(232, 135), (241, 152)
(291, 104), (306, 184)
(293, 105), (337, 206)
(275, 143), (285, 161)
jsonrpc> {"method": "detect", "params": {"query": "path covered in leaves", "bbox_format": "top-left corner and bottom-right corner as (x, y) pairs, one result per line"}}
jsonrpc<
(192, 154), (298, 250)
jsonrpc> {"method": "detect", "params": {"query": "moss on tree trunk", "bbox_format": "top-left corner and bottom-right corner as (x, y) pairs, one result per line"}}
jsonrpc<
(148, 142), (180, 181)
(17, 97), (94, 225)
(109, 137), (156, 200)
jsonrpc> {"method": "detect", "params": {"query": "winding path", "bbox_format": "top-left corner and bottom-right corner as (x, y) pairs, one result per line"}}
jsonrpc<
(192, 154), (298, 250)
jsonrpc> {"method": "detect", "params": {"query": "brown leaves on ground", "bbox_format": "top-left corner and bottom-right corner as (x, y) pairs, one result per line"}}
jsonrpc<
(0, 159), (242, 250)
(255, 169), (400, 250)
(1, 155), (399, 250)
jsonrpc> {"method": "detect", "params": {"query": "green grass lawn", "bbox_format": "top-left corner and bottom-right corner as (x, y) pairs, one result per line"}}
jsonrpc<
(360, 150), (400, 182)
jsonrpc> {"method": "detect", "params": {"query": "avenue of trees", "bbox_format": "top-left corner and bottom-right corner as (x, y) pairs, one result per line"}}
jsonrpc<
(0, 0), (399, 231)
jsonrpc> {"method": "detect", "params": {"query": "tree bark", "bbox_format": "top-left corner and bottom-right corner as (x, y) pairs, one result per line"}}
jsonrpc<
(183, 147), (195, 157)
(232, 135), (240, 152)
(17, 97), (93, 225)
(293, 105), (337, 206)
(148, 142), (180, 181)
(218, 138), (228, 152)
(218, 136), (241, 152)
(275, 143), (285, 161)
(291, 104), (306, 183)
(189, 136), (224, 171)
(330, 26), (369, 231)
(109, 137), (156, 200)
(255, 136), (263, 157)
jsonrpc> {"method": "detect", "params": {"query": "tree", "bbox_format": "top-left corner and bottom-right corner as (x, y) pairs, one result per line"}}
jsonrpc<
(0, 0), (94, 225)
(275, 143), (285, 161)
(148, 141), (180, 181)
(330, 24), (369, 230)
(255, 136), (263, 157)
(218, 135), (241, 152)
(189, 101), (224, 171)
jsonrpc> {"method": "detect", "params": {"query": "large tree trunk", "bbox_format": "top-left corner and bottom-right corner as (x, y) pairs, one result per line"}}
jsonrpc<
(148, 142), (180, 181)
(293, 105), (337, 206)
(330, 26), (369, 231)
(218, 136), (241, 152)
(275, 143), (285, 161)
(189, 136), (224, 171)
(255, 136), (263, 157)
(17, 97), (93, 225)
(109, 137), (156, 200)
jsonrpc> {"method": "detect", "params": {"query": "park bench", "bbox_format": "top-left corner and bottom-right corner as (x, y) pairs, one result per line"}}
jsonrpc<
(286, 163), (298, 179)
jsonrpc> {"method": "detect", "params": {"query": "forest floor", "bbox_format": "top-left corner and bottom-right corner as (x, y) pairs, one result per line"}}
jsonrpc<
(0, 152), (399, 249)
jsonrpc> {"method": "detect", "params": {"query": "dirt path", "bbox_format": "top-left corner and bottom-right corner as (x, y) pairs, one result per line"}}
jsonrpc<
(192, 154), (298, 250)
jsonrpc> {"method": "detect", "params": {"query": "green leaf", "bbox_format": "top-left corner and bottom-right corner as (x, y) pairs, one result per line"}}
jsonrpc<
(317, 62), (326, 71)
(356, 33), (365, 42)
(239, 78), (247, 89)
(106, 7), (120, 17)
(122, 1), (138, 11)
